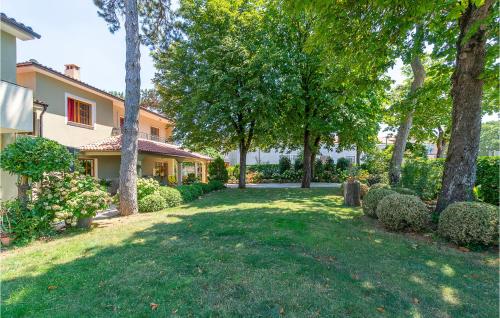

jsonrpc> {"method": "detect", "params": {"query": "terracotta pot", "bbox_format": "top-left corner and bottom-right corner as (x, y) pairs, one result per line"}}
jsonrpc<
(1, 235), (12, 246)
(76, 217), (93, 229)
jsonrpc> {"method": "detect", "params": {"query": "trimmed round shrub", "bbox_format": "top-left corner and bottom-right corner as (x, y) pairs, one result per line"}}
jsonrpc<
(376, 194), (430, 232)
(137, 178), (160, 200)
(438, 202), (499, 246)
(360, 183), (369, 199)
(370, 183), (390, 190)
(138, 194), (167, 212)
(392, 187), (417, 196)
(362, 188), (396, 217)
(156, 187), (182, 207)
(177, 185), (201, 202)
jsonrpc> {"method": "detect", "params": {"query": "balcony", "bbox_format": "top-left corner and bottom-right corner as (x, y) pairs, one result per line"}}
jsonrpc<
(0, 80), (33, 133)
(111, 127), (178, 145)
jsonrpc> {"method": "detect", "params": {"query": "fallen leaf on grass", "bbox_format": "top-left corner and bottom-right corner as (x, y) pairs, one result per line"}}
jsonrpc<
(279, 307), (285, 315)
(458, 247), (470, 252)
(150, 303), (159, 310)
(412, 297), (420, 304)
(376, 306), (385, 313)
(47, 285), (58, 291)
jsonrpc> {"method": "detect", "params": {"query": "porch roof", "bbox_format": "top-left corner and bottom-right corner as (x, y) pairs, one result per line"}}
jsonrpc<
(79, 135), (211, 161)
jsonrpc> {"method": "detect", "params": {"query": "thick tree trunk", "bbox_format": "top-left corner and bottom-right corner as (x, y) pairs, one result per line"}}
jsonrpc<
(238, 143), (247, 189)
(301, 130), (312, 188)
(119, 0), (141, 216)
(356, 147), (361, 165)
(436, 126), (447, 159)
(17, 175), (30, 207)
(389, 55), (425, 185)
(310, 136), (320, 181)
(436, 0), (493, 212)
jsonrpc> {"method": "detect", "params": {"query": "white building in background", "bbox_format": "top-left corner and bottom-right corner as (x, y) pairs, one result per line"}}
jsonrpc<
(225, 139), (439, 166)
(225, 146), (359, 166)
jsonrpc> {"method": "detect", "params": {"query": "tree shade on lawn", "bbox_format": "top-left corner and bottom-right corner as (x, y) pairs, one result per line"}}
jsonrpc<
(1, 189), (498, 317)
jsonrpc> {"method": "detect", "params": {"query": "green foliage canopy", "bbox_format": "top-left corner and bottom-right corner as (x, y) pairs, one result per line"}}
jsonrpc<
(0, 137), (74, 181)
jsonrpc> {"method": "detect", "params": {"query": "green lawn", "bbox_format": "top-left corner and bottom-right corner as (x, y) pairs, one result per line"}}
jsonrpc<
(1, 188), (498, 317)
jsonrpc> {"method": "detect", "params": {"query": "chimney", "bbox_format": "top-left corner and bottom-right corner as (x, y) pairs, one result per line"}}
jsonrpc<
(64, 64), (80, 80)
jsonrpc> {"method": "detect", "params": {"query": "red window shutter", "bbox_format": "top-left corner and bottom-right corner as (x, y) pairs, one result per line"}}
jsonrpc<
(67, 98), (75, 121)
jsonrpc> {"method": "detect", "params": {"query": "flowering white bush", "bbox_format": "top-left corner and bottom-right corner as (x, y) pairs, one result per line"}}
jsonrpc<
(34, 172), (111, 225)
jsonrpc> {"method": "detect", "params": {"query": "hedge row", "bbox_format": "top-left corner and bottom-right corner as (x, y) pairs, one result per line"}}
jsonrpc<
(138, 179), (225, 212)
(400, 157), (499, 205)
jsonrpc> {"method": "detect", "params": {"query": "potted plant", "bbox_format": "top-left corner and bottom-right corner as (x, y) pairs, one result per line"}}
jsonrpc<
(0, 205), (13, 246)
(68, 189), (111, 229)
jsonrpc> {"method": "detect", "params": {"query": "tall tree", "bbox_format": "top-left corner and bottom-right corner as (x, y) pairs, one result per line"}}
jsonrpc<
(388, 26), (426, 185)
(154, 0), (276, 189)
(436, 0), (497, 211)
(95, 0), (174, 215)
(284, 1), (419, 187)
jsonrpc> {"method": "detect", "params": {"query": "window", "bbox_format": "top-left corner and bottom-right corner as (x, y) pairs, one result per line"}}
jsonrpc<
(67, 97), (93, 126)
(79, 159), (95, 177)
(150, 127), (160, 141)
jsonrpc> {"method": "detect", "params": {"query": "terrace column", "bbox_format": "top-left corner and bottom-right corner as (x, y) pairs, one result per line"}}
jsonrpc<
(176, 159), (183, 186)
(194, 162), (199, 180)
(201, 161), (207, 183)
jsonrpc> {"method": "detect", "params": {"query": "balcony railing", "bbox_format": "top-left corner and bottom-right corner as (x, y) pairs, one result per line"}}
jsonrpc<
(111, 127), (178, 145)
(0, 80), (33, 133)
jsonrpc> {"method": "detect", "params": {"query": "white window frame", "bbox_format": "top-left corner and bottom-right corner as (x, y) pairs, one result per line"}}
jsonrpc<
(65, 92), (96, 128)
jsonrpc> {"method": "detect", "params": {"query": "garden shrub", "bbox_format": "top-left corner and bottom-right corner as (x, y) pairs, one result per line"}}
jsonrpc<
(392, 187), (417, 196)
(324, 157), (335, 172)
(183, 173), (198, 184)
(281, 169), (302, 182)
(1, 199), (52, 245)
(248, 164), (279, 179)
(400, 159), (444, 200)
(278, 156), (291, 174)
(177, 185), (200, 202)
(208, 180), (225, 191)
(137, 178), (160, 200)
(208, 157), (229, 183)
(360, 183), (369, 199)
(336, 157), (350, 171)
(35, 172), (111, 225)
(370, 183), (390, 190)
(66, 189), (111, 219)
(156, 187), (183, 207)
(475, 157), (499, 205)
(362, 188), (396, 217)
(293, 154), (303, 171)
(366, 174), (387, 186)
(376, 194), (430, 232)
(438, 202), (499, 246)
(138, 194), (167, 212)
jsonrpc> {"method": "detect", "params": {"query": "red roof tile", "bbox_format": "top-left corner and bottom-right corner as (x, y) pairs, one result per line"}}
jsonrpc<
(80, 135), (211, 160)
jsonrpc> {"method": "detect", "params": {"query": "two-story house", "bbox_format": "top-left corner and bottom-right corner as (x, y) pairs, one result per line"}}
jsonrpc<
(0, 13), (45, 201)
(16, 60), (211, 189)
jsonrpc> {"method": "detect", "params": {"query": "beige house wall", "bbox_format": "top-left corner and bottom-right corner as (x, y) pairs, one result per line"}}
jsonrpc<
(0, 133), (18, 200)
(0, 31), (16, 83)
(17, 72), (115, 148)
(112, 106), (173, 140)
